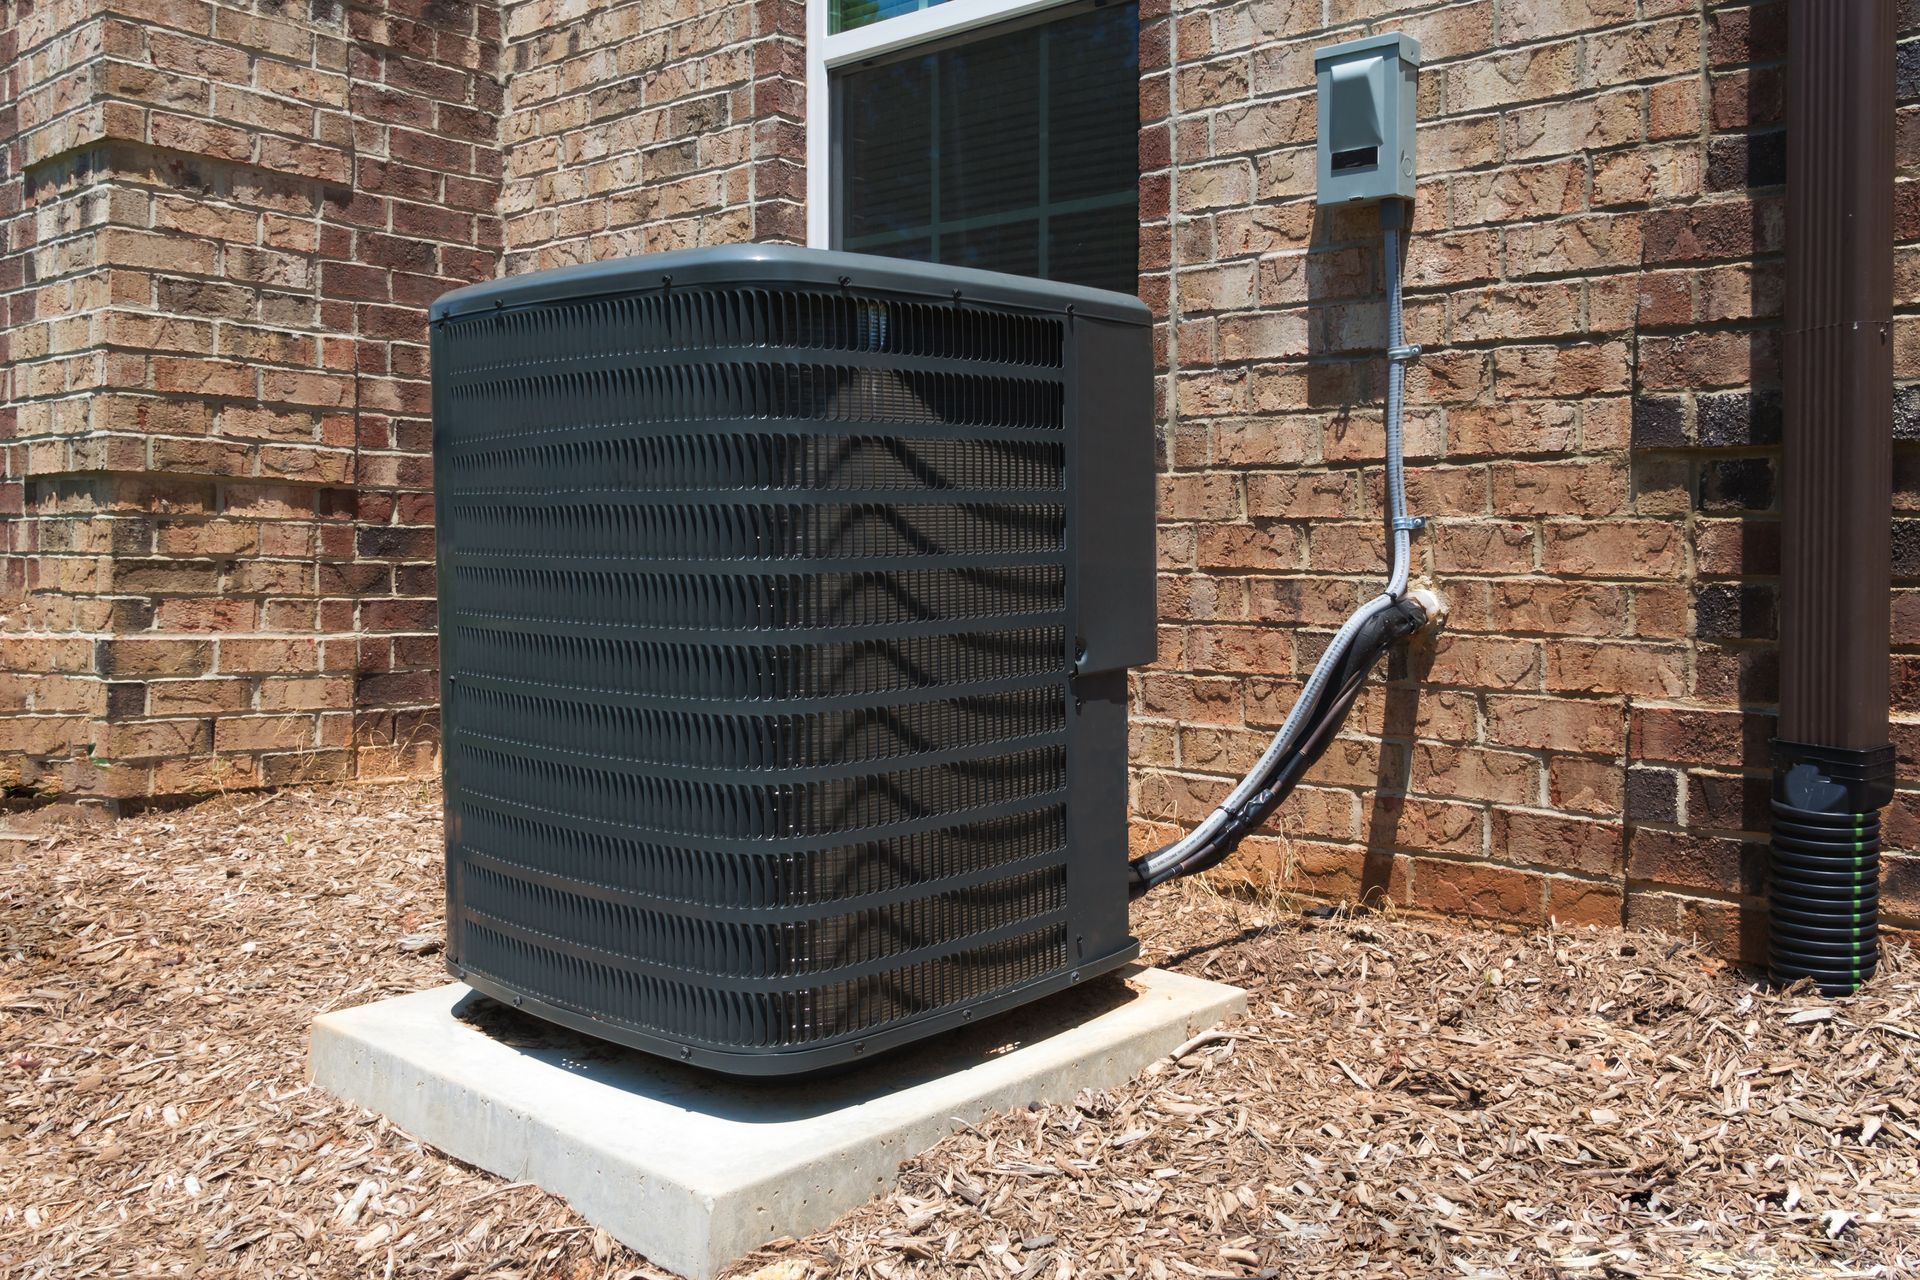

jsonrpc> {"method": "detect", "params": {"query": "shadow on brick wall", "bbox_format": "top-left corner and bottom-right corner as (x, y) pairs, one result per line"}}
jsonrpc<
(1620, 41), (1787, 962)
(1293, 202), (1434, 906)
(1362, 642), (1436, 907)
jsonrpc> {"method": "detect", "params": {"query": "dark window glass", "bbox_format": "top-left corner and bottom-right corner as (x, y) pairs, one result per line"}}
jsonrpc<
(839, 61), (935, 234)
(836, 2), (1141, 296)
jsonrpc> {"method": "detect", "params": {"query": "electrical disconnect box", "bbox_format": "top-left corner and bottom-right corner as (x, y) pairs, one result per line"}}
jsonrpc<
(1315, 33), (1421, 206)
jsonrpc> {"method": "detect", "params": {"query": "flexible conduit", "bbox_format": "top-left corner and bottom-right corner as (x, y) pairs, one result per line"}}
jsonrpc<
(1131, 203), (1424, 893)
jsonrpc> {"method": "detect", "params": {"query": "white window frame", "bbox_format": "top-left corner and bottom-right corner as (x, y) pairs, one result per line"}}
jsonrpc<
(804, 0), (1083, 249)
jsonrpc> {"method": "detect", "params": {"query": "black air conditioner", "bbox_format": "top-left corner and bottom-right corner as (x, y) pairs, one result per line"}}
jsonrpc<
(429, 247), (1153, 1075)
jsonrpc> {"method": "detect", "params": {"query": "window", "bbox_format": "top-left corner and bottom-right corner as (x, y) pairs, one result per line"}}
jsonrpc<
(807, 0), (1141, 296)
(831, 0), (963, 34)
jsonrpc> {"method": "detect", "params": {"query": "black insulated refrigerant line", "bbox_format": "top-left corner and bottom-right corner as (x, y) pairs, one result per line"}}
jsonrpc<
(1771, 0), (1897, 995)
(1130, 200), (1433, 895)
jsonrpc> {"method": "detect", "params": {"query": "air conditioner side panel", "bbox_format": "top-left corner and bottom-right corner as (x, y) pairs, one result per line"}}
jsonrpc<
(1068, 316), (1157, 675)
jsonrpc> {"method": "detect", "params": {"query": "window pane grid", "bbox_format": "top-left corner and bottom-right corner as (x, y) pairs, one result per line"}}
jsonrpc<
(835, 2), (1140, 296)
(842, 189), (1136, 251)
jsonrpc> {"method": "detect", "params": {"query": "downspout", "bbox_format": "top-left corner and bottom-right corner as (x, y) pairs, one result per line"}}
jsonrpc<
(1771, 0), (1897, 995)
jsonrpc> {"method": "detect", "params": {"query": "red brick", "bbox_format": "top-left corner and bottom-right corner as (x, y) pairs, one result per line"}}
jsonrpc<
(1548, 756), (1625, 815)
(1366, 795), (1485, 854)
(214, 714), (318, 753)
(1454, 284), (1584, 343)
(1413, 744), (1539, 806)
(95, 717), (213, 760)
(1498, 0), (1635, 42)
(1627, 829), (1763, 896)
(1629, 706), (1772, 768)
(1546, 878), (1623, 928)
(1450, 160), (1584, 226)
(1494, 809), (1623, 876)
(1139, 673), (1243, 725)
(1487, 695), (1625, 755)
(1446, 401), (1579, 456)
(0, 0), (1897, 973)
(1584, 18), (1701, 86)
(96, 639), (213, 678)
(1446, 42), (1578, 114)
(1541, 520), (1685, 578)
(1411, 859), (1545, 922)
(1547, 640), (1687, 697)
(1493, 342), (1633, 396)
(1426, 635), (1543, 690)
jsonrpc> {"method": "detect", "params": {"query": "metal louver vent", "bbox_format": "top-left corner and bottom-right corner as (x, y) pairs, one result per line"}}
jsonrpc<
(431, 247), (1153, 1074)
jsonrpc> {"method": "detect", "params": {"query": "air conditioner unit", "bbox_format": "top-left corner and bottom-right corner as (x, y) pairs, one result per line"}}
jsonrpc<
(428, 247), (1154, 1075)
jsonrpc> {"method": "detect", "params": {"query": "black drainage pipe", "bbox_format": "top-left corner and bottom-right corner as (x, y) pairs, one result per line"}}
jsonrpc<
(1773, 1), (1896, 996)
(1769, 746), (1893, 992)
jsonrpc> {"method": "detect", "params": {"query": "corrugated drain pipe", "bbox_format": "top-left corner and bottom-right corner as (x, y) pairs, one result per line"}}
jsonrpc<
(1770, 0), (1897, 994)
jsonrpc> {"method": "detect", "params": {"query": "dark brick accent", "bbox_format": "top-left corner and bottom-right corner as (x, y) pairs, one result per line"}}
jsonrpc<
(1697, 388), (1783, 447)
(1626, 766), (1681, 824)
(1700, 458), (1776, 512)
(1631, 397), (1688, 448)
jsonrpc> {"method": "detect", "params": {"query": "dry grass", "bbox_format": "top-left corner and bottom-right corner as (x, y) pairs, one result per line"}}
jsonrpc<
(3, 783), (1919, 1278)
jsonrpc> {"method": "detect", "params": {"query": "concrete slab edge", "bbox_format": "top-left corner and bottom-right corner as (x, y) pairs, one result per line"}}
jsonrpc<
(310, 966), (1246, 1280)
(712, 967), (1248, 1269)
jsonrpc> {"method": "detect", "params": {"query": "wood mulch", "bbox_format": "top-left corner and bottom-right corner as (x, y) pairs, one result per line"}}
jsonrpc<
(3, 782), (1918, 1278)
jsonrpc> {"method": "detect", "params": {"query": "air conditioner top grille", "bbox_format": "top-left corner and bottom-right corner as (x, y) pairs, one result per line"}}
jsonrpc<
(430, 244), (1151, 330)
(435, 288), (1066, 373)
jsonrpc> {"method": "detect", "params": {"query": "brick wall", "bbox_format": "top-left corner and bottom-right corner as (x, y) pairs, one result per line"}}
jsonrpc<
(0, 0), (807, 810)
(1133, 0), (1920, 959)
(0, 0), (500, 803)
(496, 0), (804, 271)
(3, 0), (1918, 960)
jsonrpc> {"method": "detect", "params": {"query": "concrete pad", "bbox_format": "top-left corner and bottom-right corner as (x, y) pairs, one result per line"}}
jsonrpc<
(310, 966), (1245, 1280)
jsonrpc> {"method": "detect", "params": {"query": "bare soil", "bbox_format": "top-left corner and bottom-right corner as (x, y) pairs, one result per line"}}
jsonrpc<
(3, 782), (1918, 1278)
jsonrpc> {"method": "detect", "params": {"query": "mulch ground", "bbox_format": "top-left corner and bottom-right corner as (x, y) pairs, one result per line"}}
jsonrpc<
(3, 782), (1919, 1279)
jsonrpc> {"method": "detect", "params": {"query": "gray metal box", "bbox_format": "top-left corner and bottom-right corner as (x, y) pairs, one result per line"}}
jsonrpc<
(428, 246), (1152, 1075)
(1315, 32), (1422, 206)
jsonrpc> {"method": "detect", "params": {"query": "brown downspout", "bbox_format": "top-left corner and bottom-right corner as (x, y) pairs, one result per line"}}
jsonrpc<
(1771, 0), (1897, 993)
